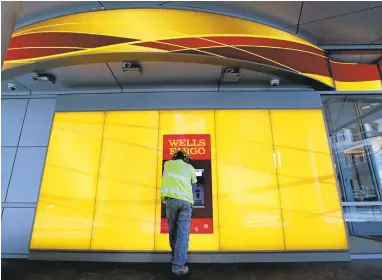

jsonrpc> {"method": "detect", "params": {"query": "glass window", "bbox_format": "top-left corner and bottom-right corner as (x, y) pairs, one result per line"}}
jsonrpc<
(324, 97), (379, 203)
(358, 101), (382, 197)
(323, 95), (382, 255)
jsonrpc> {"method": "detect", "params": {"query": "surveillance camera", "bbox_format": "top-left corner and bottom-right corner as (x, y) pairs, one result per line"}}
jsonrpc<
(270, 79), (280, 87)
(123, 61), (132, 68)
(122, 60), (142, 73)
(8, 83), (17, 91)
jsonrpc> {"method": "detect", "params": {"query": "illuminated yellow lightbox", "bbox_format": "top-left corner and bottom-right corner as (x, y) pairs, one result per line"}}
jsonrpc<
(30, 109), (348, 252)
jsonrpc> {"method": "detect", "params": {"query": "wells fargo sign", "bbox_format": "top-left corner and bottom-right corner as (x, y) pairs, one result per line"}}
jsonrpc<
(163, 134), (211, 160)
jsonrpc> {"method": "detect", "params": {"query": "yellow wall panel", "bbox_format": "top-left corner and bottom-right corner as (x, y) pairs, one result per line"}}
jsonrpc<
(44, 112), (105, 174)
(155, 110), (220, 251)
(215, 110), (285, 250)
(31, 109), (347, 254)
(270, 110), (348, 250)
(91, 111), (159, 250)
(30, 112), (105, 249)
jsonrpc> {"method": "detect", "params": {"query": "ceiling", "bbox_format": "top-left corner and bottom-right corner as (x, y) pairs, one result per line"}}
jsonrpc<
(14, 1), (382, 45)
(2, 1), (382, 95)
(1, 61), (311, 96)
(329, 50), (382, 64)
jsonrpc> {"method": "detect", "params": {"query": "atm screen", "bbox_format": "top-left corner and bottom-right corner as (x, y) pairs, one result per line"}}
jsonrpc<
(195, 169), (204, 177)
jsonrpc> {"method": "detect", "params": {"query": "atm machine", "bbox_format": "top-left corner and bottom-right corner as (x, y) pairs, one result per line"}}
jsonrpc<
(161, 156), (213, 234)
(193, 168), (205, 208)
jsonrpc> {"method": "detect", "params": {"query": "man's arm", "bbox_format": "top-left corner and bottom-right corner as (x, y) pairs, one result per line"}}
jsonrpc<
(161, 161), (168, 204)
(190, 165), (197, 192)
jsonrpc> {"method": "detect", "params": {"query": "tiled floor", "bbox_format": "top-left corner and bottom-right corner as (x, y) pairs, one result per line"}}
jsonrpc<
(2, 259), (382, 280)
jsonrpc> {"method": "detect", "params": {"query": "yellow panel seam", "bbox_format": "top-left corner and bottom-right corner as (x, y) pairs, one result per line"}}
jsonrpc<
(213, 110), (221, 250)
(89, 112), (107, 250)
(154, 111), (161, 251)
(268, 110), (287, 250)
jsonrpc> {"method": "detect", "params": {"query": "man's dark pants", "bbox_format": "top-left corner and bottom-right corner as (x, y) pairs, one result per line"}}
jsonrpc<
(165, 197), (192, 273)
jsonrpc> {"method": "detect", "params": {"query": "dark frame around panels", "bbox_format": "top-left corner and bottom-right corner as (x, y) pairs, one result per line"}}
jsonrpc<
(43, 90), (351, 263)
(55, 90), (323, 112)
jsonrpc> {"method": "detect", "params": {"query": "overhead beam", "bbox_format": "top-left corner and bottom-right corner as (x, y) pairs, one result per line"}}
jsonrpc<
(320, 44), (382, 51)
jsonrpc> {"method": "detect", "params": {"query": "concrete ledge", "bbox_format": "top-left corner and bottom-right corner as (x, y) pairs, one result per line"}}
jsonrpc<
(29, 250), (351, 263)
(2, 254), (28, 259)
(351, 254), (382, 260)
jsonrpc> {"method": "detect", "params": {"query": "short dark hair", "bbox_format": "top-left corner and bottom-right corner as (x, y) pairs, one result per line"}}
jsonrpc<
(172, 150), (186, 160)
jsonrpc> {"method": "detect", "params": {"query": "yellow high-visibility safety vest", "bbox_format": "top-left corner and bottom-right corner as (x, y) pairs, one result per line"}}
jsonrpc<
(160, 159), (197, 204)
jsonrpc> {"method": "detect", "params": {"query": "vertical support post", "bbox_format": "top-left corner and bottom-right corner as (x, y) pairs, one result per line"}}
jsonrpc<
(1, 1), (21, 66)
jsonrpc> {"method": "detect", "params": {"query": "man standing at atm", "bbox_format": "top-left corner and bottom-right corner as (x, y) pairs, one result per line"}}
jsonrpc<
(160, 150), (197, 276)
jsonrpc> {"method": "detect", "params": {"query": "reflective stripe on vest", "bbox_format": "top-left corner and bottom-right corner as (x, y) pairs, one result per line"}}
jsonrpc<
(162, 172), (190, 185)
(160, 188), (193, 199)
(162, 164), (191, 185)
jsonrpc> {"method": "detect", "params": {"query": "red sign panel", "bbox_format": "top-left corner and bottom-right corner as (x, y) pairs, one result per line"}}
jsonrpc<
(163, 134), (211, 160)
(161, 134), (213, 234)
(161, 218), (213, 234)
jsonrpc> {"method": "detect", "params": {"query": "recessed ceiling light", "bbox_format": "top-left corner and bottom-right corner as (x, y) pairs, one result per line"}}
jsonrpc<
(362, 106), (370, 110)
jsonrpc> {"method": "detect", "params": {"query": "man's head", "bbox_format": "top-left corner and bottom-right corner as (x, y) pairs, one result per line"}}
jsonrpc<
(172, 150), (190, 162)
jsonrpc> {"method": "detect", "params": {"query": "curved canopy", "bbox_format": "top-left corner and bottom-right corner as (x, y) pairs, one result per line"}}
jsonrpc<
(3, 8), (334, 89)
(2, 8), (381, 92)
